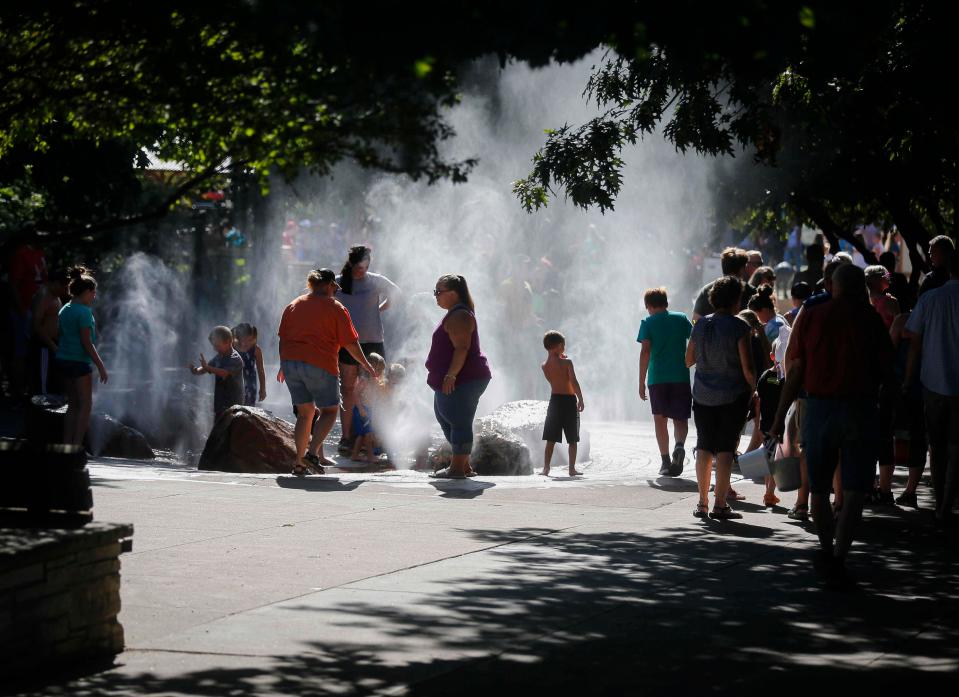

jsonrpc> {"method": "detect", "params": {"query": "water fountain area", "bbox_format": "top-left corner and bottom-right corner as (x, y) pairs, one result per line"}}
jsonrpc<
(89, 50), (720, 482)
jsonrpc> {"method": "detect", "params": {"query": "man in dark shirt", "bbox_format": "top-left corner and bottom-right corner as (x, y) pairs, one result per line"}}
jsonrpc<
(692, 247), (755, 321)
(793, 243), (825, 289)
(772, 264), (895, 586)
(918, 235), (957, 297)
(879, 251), (913, 312)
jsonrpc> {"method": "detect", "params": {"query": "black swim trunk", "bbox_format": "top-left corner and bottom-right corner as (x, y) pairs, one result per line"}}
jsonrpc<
(542, 394), (580, 444)
(338, 342), (385, 367)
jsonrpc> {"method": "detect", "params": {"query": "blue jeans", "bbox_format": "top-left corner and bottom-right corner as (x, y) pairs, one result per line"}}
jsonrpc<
(803, 397), (879, 494)
(433, 378), (490, 455)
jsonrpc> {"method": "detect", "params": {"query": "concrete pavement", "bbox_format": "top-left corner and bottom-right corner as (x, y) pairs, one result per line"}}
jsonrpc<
(9, 422), (959, 696)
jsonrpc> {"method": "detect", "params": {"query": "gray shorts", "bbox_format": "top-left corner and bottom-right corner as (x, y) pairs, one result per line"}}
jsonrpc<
(281, 359), (340, 409)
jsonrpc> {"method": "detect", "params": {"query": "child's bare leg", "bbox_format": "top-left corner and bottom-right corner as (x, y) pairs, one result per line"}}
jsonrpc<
(654, 415), (669, 457)
(673, 419), (689, 446)
(351, 435), (363, 461)
(366, 435), (377, 463)
(568, 443), (581, 476)
(542, 441), (555, 475)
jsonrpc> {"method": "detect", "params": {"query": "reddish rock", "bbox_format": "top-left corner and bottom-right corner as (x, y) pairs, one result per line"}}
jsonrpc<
(198, 406), (297, 474)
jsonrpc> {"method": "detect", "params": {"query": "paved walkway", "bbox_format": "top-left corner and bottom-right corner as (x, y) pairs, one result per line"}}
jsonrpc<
(11, 422), (959, 696)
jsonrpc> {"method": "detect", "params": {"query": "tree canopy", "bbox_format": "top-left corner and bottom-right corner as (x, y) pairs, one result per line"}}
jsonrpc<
(2, 1), (956, 267)
(514, 2), (958, 269)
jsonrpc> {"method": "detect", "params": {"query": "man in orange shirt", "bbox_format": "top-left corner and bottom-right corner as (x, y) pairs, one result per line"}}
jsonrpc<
(278, 268), (374, 475)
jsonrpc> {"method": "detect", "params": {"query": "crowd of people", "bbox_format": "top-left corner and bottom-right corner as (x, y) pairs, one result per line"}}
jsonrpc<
(637, 238), (959, 584)
(5, 227), (958, 587)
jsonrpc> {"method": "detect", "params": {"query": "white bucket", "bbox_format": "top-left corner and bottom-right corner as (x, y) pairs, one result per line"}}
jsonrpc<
(738, 442), (773, 480)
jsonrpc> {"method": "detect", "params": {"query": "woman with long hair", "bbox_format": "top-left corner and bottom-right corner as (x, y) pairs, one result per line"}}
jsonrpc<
(426, 274), (492, 478)
(335, 245), (400, 452)
(56, 266), (108, 445)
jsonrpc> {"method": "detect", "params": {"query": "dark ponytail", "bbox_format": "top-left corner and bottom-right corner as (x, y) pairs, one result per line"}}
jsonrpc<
(747, 283), (775, 312)
(339, 244), (372, 295)
(67, 265), (97, 298)
(438, 274), (475, 312)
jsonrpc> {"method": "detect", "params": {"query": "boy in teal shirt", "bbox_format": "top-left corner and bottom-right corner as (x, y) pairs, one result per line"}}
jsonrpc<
(638, 287), (693, 476)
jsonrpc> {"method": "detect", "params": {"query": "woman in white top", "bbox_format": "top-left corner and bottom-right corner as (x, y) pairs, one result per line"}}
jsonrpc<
(335, 245), (400, 452)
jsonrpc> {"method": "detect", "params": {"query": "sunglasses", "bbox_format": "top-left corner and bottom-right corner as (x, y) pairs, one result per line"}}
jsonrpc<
(433, 288), (450, 297)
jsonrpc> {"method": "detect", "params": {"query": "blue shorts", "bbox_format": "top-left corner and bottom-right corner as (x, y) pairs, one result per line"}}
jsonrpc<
(56, 359), (93, 379)
(281, 359), (340, 409)
(802, 397), (879, 494)
(352, 405), (373, 436)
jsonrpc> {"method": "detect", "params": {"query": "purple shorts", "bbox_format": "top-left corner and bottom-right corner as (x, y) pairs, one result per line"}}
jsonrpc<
(649, 382), (692, 420)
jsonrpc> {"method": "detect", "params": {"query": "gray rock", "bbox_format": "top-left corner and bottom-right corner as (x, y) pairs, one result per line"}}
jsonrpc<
(26, 395), (155, 459)
(88, 414), (155, 460)
(474, 400), (590, 472)
(470, 430), (532, 476)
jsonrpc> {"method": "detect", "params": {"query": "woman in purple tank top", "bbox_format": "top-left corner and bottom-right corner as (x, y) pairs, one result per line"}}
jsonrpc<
(426, 274), (492, 478)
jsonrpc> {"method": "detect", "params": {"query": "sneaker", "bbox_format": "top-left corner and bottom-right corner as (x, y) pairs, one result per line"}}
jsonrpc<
(337, 438), (352, 455)
(670, 445), (685, 476)
(659, 455), (671, 476)
(894, 490), (918, 508)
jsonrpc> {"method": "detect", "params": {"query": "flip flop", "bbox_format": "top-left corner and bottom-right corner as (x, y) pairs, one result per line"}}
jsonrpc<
(430, 469), (466, 480)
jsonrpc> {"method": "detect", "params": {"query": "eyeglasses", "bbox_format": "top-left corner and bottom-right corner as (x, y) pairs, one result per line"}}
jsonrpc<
(433, 288), (449, 297)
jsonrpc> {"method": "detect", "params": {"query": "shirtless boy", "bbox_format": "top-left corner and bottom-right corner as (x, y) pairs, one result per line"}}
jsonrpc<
(540, 330), (585, 476)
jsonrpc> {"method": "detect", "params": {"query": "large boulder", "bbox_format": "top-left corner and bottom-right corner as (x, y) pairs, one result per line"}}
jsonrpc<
(471, 431), (532, 476)
(198, 406), (296, 474)
(474, 400), (590, 472)
(87, 414), (155, 459)
(25, 395), (155, 459)
(102, 381), (211, 453)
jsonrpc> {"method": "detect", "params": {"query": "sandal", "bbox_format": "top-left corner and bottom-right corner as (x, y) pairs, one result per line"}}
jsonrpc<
(763, 493), (781, 507)
(710, 506), (743, 520)
(694, 502), (709, 518)
(787, 503), (809, 521)
(291, 462), (310, 477)
(302, 452), (326, 475)
(727, 488), (746, 501)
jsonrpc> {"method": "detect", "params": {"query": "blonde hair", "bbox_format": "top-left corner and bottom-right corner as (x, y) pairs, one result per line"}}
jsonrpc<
(368, 352), (387, 374)
(209, 326), (233, 345)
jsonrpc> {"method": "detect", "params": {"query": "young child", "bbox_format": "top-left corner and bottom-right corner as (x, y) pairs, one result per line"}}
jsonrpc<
(637, 287), (692, 476)
(540, 331), (585, 477)
(189, 326), (244, 417)
(232, 323), (266, 406)
(351, 352), (387, 463)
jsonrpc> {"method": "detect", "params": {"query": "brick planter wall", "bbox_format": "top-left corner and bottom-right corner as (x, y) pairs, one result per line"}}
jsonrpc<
(0, 522), (133, 678)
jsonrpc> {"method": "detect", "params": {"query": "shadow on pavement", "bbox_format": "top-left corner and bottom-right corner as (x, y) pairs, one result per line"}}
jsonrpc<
(275, 477), (365, 493)
(429, 480), (495, 499)
(21, 504), (959, 696)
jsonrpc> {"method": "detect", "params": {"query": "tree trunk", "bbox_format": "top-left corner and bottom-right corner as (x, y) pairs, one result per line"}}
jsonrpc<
(793, 194), (879, 265)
